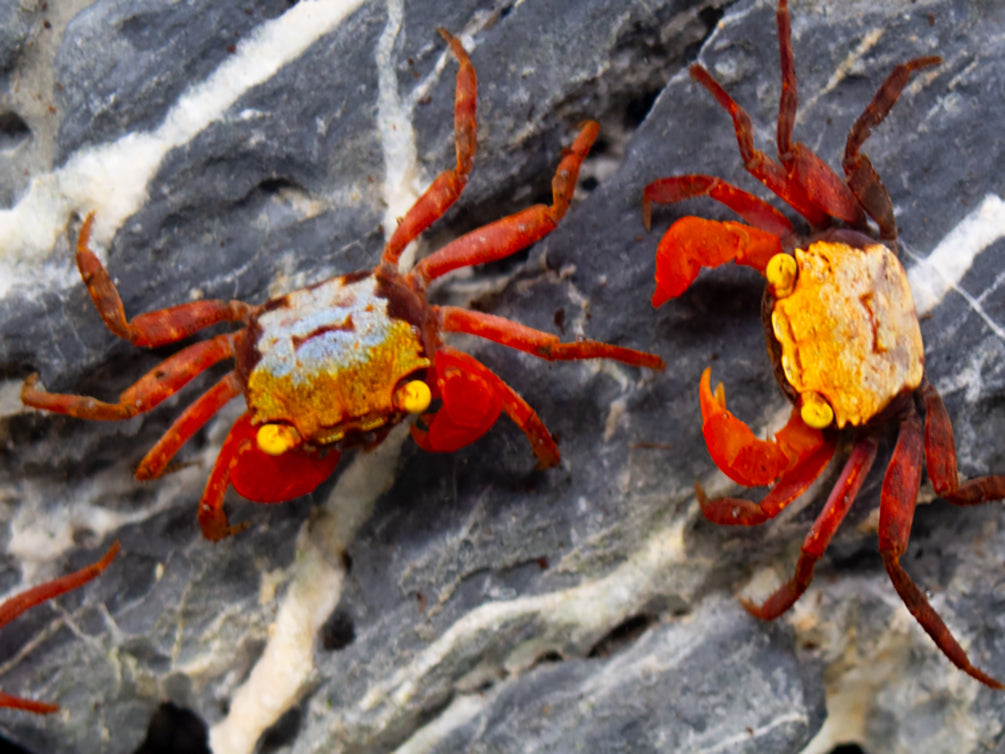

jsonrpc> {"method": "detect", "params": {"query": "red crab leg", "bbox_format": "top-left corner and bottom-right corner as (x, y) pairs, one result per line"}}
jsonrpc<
(436, 306), (665, 370)
(0, 541), (119, 714)
(412, 346), (559, 467)
(135, 371), (243, 480)
(642, 175), (794, 238)
(771, 1), (866, 228)
(688, 65), (829, 229)
(198, 416), (256, 542)
(77, 213), (252, 348)
(412, 120), (599, 284)
(879, 402), (1002, 688)
(744, 436), (878, 620)
(920, 380), (1005, 506)
(22, 332), (236, 421)
(698, 367), (825, 487)
(842, 55), (942, 245)
(381, 28), (477, 268)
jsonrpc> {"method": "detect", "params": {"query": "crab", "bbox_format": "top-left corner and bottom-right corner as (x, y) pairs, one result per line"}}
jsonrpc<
(0, 542), (119, 713)
(642, 0), (1004, 687)
(21, 30), (663, 543)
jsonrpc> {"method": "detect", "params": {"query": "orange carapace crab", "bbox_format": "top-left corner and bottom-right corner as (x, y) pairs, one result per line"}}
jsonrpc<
(643, 1), (1004, 687)
(0, 542), (118, 713)
(22, 30), (663, 543)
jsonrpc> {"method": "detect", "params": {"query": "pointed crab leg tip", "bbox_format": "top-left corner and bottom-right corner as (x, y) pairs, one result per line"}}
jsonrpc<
(694, 480), (710, 506)
(98, 541), (121, 567)
(641, 199), (653, 231)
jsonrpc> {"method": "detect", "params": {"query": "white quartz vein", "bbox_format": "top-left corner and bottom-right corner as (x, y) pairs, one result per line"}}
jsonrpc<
(0, 1), (367, 297)
(906, 193), (1005, 338)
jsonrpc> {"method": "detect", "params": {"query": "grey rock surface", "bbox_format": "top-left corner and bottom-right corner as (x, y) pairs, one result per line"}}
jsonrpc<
(0, 1), (1002, 753)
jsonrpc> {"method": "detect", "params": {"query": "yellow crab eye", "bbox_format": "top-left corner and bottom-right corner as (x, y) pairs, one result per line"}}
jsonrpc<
(800, 392), (834, 429)
(256, 424), (301, 456)
(766, 253), (797, 298)
(395, 380), (431, 414)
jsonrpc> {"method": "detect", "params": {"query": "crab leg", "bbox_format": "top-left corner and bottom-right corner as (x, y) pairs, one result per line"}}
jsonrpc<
(381, 29), (477, 268)
(773, 0), (866, 227)
(412, 120), (599, 284)
(135, 371), (243, 480)
(22, 332), (236, 421)
(411, 346), (559, 467)
(920, 381), (1005, 505)
(198, 417), (255, 542)
(76, 213), (251, 348)
(437, 306), (664, 370)
(842, 56), (942, 245)
(879, 402), (1002, 688)
(0, 541), (119, 713)
(744, 436), (877, 620)
(689, 65), (835, 229)
(642, 175), (794, 237)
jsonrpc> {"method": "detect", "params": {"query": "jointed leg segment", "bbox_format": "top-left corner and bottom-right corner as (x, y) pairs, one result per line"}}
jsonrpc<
(382, 29), (478, 268)
(22, 332), (237, 422)
(0, 541), (120, 713)
(743, 437), (878, 620)
(412, 121), (600, 283)
(843, 56), (941, 243)
(920, 380), (1005, 505)
(76, 212), (251, 348)
(437, 306), (664, 369)
(879, 401), (1002, 688)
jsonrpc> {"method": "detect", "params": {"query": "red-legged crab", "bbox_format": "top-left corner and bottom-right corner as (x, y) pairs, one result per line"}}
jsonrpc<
(22, 30), (663, 543)
(643, 1), (1003, 687)
(0, 542), (118, 713)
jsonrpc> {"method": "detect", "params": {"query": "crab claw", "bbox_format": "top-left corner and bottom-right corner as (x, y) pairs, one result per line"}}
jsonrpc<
(411, 349), (503, 454)
(199, 413), (342, 541)
(652, 217), (782, 307)
(699, 367), (822, 487)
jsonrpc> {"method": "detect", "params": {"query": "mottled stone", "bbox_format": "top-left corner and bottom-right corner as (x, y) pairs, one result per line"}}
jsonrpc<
(0, 1), (1002, 753)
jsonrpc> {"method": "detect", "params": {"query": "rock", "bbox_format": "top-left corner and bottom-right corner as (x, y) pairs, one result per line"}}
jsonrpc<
(0, 1), (1002, 752)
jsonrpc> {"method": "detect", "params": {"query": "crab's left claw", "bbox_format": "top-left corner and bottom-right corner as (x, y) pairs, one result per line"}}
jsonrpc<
(198, 413), (342, 541)
(411, 349), (503, 455)
(699, 367), (822, 487)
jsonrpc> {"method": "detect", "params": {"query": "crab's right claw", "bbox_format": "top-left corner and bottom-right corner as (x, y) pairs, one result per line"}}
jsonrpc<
(700, 367), (796, 487)
(411, 350), (503, 454)
(652, 217), (782, 307)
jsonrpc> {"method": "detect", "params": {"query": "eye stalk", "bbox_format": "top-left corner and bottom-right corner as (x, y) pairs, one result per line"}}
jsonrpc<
(766, 253), (797, 298)
(394, 380), (432, 414)
(800, 392), (834, 429)
(256, 423), (302, 456)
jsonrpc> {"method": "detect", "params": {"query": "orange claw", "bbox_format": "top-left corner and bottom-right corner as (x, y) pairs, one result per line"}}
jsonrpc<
(411, 350), (503, 454)
(699, 367), (822, 487)
(652, 217), (782, 306)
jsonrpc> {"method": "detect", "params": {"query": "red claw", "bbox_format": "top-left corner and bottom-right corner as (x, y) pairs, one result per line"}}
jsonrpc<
(199, 414), (342, 542)
(652, 217), (781, 306)
(227, 415), (342, 504)
(411, 350), (503, 454)
(699, 367), (822, 487)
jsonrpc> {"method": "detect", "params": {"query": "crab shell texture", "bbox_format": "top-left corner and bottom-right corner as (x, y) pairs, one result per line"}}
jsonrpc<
(764, 229), (924, 429)
(236, 270), (429, 447)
